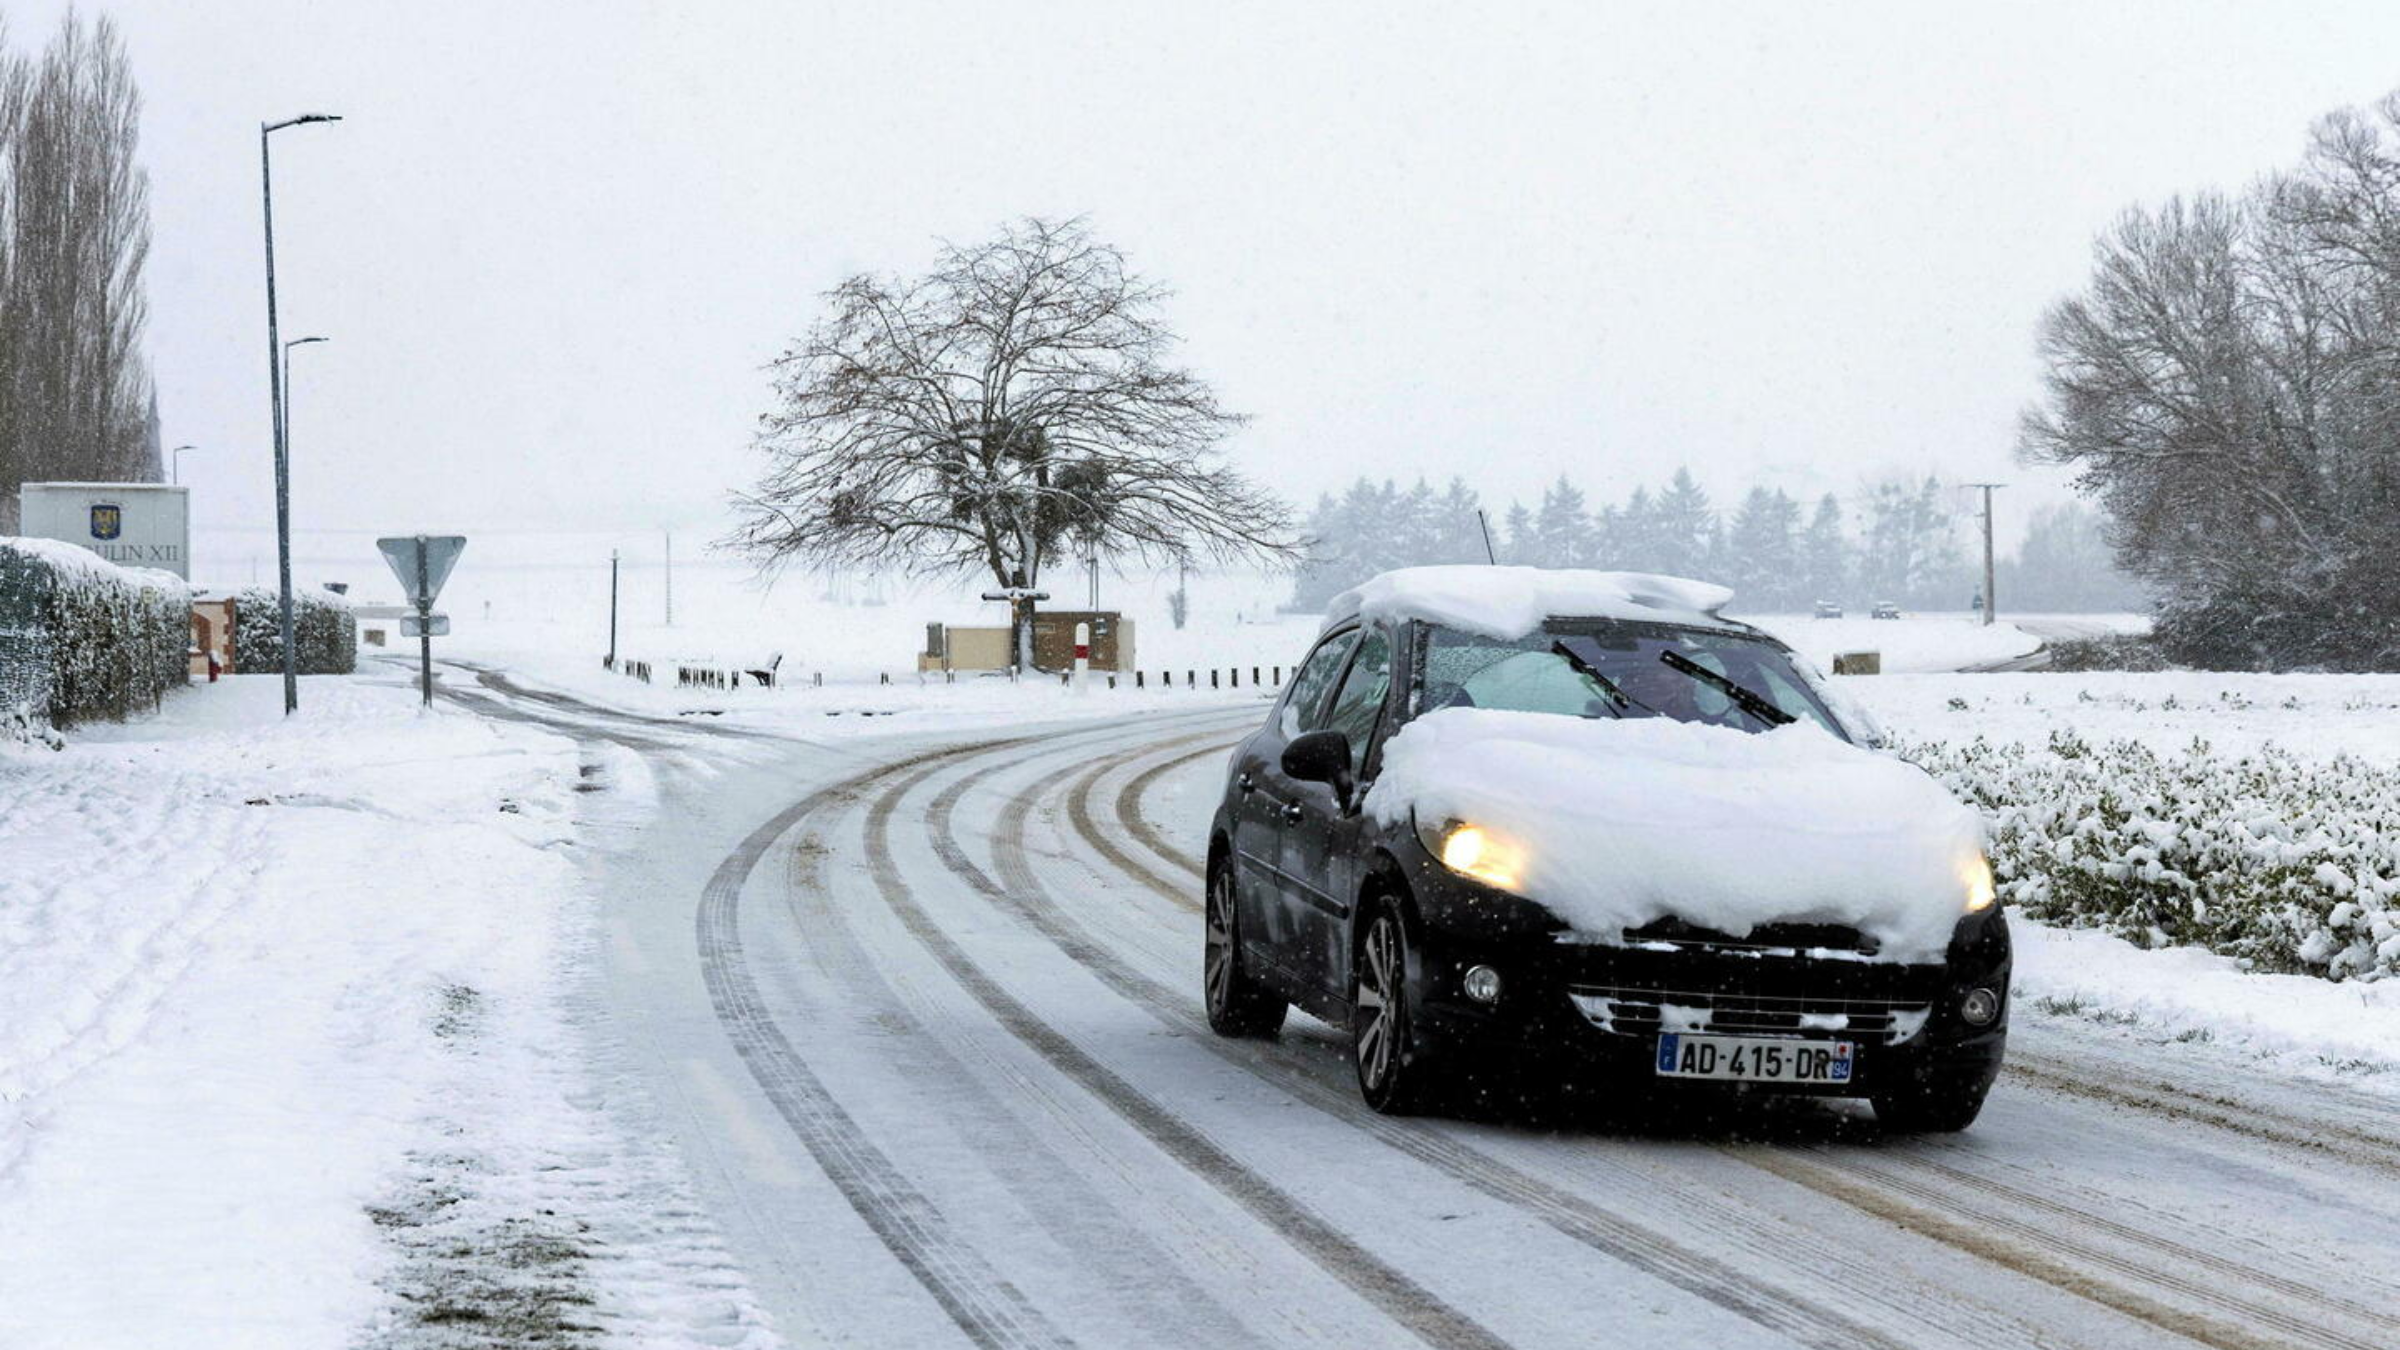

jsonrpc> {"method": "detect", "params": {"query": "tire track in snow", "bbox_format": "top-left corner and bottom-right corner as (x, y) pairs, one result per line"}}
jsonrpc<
(1832, 1146), (2400, 1331)
(2004, 1050), (2400, 1180)
(1730, 1147), (2387, 1350)
(696, 739), (1076, 1350)
(764, 790), (1268, 1345)
(683, 706), (1262, 1350)
(856, 739), (1516, 1350)
(938, 741), (1928, 1350)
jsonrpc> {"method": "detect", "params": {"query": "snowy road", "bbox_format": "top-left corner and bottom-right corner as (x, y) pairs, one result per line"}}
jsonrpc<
(447, 666), (2400, 1350)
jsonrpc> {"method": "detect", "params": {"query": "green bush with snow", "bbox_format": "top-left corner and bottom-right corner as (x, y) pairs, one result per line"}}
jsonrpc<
(0, 538), (189, 734)
(1905, 730), (2400, 982)
(232, 586), (356, 676)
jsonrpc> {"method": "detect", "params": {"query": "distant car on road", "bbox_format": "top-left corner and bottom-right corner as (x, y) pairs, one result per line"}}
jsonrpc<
(1872, 601), (1901, 620)
(1206, 566), (2011, 1130)
(1812, 600), (1843, 619)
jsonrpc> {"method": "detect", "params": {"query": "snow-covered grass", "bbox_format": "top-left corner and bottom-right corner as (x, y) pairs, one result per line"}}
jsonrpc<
(0, 676), (769, 1349)
(2009, 920), (2400, 1087)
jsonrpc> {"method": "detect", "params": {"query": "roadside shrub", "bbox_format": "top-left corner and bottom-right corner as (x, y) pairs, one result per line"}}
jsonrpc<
(232, 586), (357, 676)
(2046, 633), (2172, 673)
(1906, 731), (2400, 982)
(0, 538), (189, 732)
(2151, 577), (2400, 672)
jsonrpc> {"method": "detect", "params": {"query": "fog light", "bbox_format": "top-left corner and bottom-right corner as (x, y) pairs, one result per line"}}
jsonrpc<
(1959, 986), (2000, 1026)
(1463, 965), (1503, 1004)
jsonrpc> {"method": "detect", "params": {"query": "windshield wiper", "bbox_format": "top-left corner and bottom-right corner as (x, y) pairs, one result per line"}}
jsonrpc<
(1551, 638), (1654, 718)
(1658, 649), (1796, 727)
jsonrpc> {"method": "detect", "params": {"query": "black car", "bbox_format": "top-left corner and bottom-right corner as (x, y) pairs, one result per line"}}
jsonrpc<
(1203, 590), (2009, 1129)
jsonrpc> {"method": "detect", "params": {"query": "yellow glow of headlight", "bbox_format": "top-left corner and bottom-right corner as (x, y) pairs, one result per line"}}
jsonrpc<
(1438, 823), (1521, 890)
(1961, 852), (1996, 913)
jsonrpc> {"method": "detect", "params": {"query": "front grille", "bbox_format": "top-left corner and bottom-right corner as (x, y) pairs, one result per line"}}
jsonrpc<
(1569, 985), (1933, 1045)
(1620, 917), (1880, 958)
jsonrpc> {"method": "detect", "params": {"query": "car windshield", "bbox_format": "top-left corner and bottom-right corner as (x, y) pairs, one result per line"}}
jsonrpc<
(1418, 619), (1851, 739)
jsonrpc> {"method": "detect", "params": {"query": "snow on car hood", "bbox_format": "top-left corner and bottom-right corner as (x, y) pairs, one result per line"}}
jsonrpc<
(1363, 708), (1986, 962)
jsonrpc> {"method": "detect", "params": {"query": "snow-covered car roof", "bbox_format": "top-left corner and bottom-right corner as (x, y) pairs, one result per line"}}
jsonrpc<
(1325, 565), (1743, 640)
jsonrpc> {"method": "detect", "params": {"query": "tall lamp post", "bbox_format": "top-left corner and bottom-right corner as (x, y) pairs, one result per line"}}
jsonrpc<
(170, 443), (195, 484)
(261, 110), (340, 716)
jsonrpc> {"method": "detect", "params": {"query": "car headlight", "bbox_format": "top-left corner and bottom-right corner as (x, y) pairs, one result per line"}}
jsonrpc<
(1417, 816), (1524, 891)
(1959, 851), (1996, 913)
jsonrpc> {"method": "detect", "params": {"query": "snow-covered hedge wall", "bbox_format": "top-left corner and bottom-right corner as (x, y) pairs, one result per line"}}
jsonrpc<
(232, 586), (356, 676)
(1907, 731), (2400, 982)
(0, 538), (190, 733)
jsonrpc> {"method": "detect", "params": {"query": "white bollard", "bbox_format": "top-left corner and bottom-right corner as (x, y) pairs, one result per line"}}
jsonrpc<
(1073, 621), (1090, 693)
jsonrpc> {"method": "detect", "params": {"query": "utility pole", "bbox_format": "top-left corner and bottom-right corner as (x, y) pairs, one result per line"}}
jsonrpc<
(1476, 508), (1499, 564)
(663, 528), (674, 627)
(608, 550), (619, 667)
(1964, 482), (2005, 626)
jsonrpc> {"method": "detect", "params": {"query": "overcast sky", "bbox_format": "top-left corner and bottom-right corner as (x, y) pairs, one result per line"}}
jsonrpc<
(26, 0), (2400, 565)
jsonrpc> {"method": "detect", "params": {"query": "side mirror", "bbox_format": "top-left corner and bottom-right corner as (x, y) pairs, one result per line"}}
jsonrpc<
(1281, 728), (1355, 807)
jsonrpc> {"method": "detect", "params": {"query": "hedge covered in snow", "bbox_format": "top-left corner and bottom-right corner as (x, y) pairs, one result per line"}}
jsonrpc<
(0, 537), (189, 733)
(1906, 731), (2400, 982)
(232, 586), (356, 676)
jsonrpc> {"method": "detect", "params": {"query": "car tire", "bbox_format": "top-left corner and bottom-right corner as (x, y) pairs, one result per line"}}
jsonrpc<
(1353, 903), (1443, 1115)
(1204, 859), (1287, 1038)
(1872, 1076), (1992, 1133)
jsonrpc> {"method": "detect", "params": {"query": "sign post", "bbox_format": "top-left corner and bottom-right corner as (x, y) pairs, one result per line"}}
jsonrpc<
(980, 586), (1049, 675)
(378, 534), (466, 708)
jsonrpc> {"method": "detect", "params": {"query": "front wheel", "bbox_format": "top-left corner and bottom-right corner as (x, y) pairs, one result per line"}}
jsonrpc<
(1205, 861), (1286, 1038)
(1872, 1075), (1993, 1133)
(1354, 906), (1444, 1115)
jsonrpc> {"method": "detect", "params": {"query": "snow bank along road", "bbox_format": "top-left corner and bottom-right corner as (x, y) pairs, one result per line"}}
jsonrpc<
(451, 666), (2400, 1350)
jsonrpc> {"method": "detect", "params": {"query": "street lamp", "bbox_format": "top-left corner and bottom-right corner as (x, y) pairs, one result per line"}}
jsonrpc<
(261, 110), (339, 716)
(170, 443), (195, 485)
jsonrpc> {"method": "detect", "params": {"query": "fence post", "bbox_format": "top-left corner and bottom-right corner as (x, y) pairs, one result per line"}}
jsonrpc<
(1210, 669), (1219, 689)
(1135, 670), (1145, 689)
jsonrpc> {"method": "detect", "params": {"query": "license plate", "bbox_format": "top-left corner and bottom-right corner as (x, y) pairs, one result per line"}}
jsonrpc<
(1655, 1033), (1854, 1084)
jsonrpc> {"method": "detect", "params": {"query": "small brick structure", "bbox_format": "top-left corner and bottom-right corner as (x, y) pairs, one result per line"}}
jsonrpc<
(189, 598), (234, 677)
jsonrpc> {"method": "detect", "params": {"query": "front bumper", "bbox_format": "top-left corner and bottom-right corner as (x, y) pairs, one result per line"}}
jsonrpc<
(1407, 895), (2011, 1098)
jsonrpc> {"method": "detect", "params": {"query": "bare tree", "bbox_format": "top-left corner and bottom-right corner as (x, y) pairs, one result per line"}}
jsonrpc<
(0, 13), (152, 531)
(2021, 92), (2400, 668)
(733, 217), (1295, 667)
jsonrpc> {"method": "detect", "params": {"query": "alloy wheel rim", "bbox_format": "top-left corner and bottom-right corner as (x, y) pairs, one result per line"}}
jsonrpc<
(1357, 916), (1400, 1090)
(1205, 870), (1234, 1013)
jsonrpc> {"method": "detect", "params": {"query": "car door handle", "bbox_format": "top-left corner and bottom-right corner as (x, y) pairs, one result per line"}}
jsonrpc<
(1237, 773), (1256, 795)
(1280, 801), (1305, 825)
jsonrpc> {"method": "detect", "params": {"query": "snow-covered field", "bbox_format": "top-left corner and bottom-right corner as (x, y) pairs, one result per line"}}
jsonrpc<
(0, 676), (772, 1349)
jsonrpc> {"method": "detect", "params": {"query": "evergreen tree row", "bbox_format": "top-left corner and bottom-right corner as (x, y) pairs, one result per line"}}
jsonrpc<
(1285, 469), (2098, 615)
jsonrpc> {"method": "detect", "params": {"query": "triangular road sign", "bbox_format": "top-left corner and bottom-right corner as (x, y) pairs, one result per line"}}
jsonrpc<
(377, 535), (466, 607)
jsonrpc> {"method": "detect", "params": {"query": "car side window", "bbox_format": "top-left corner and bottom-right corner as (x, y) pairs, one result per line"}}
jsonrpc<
(1319, 628), (1393, 769)
(1279, 629), (1358, 738)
